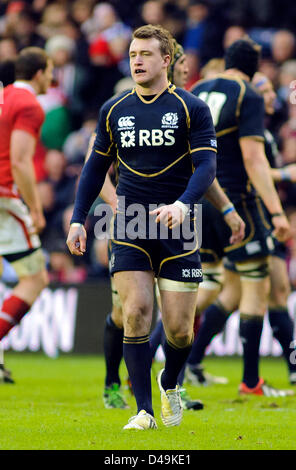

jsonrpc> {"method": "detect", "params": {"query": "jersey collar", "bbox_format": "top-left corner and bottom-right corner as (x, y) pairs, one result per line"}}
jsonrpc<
(135, 82), (175, 104)
(13, 81), (36, 95)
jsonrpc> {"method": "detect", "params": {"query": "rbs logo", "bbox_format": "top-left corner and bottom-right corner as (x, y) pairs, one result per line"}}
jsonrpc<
(139, 129), (175, 146)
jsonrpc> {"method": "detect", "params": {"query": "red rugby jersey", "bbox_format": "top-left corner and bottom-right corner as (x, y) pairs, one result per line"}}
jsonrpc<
(0, 83), (45, 197)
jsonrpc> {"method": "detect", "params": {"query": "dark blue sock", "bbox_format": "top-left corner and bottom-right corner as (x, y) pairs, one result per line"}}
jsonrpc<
(123, 335), (153, 415)
(150, 319), (164, 358)
(177, 364), (186, 386)
(187, 303), (228, 367)
(161, 339), (192, 391)
(104, 313), (123, 387)
(268, 308), (296, 373)
(240, 314), (263, 388)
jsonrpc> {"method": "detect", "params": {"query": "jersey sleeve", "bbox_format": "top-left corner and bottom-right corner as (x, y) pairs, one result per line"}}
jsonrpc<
(13, 104), (44, 138)
(238, 91), (265, 141)
(93, 101), (116, 158)
(188, 98), (217, 155)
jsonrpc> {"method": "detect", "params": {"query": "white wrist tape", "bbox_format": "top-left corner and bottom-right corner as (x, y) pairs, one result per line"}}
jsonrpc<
(173, 200), (190, 216)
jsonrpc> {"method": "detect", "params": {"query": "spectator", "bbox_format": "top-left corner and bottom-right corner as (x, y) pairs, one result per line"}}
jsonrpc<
(0, 37), (17, 61)
(223, 25), (246, 50)
(272, 30), (296, 64)
(63, 113), (97, 165)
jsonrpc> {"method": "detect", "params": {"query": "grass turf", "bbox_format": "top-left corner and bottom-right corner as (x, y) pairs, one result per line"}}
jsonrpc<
(0, 353), (296, 450)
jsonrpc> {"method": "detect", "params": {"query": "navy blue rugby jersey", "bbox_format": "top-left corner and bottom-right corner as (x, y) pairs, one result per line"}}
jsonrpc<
(191, 75), (265, 194)
(93, 83), (217, 207)
(264, 128), (278, 169)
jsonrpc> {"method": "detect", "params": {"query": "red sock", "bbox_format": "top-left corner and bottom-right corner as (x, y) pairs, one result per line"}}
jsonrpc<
(0, 295), (31, 340)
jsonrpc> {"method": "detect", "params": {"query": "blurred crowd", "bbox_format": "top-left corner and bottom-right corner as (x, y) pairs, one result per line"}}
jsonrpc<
(0, 0), (296, 286)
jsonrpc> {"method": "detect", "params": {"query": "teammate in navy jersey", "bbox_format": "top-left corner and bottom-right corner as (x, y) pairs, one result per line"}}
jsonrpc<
(189, 39), (292, 397)
(67, 25), (218, 430)
(185, 71), (296, 390)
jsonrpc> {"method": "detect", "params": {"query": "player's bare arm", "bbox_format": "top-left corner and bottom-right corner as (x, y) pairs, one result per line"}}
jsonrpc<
(240, 137), (290, 242)
(204, 178), (245, 244)
(10, 129), (45, 234)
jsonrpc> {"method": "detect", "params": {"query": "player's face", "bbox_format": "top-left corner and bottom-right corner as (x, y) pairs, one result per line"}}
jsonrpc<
(38, 59), (53, 94)
(173, 55), (189, 88)
(259, 80), (276, 115)
(129, 37), (170, 87)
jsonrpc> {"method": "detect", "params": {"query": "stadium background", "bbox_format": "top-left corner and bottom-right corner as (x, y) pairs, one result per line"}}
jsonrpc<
(0, 0), (296, 357)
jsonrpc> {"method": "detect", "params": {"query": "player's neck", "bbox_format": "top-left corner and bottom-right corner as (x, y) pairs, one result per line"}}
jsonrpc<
(15, 79), (40, 94)
(135, 76), (170, 96)
(224, 69), (250, 82)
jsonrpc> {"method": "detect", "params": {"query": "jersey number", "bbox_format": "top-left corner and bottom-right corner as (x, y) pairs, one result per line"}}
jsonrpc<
(198, 91), (227, 126)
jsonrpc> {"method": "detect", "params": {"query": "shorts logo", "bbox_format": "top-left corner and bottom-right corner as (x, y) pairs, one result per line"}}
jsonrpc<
(182, 268), (202, 278)
(121, 130), (135, 147)
(245, 240), (261, 255)
(161, 112), (178, 128)
(210, 139), (217, 148)
(118, 116), (135, 129)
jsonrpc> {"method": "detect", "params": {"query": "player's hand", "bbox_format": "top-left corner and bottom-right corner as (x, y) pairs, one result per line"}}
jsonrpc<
(66, 224), (87, 256)
(30, 209), (46, 234)
(149, 204), (185, 228)
(272, 214), (291, 242)
(224, 210), (246, 245)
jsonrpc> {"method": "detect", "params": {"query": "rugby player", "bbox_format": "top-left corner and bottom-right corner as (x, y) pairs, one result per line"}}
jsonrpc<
(185, 72), (296, 390)
(67, 24), (220, 430)
(0, 48), (52, 382)
(187, 39), (293, 396)
(101, 40), (244, 411)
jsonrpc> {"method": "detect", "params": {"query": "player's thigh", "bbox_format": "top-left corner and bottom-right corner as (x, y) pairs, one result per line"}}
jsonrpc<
(269, 255), (291, 308)
(158, 280), (198, 337)
(197, 261), (223, 313)
(237, 257), (270, 316)
(218, 266), (241, 313)
(114, 270), (155, 334)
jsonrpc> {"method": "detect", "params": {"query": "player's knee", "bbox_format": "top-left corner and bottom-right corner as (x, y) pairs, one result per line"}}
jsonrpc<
(124, 303), (151, 331)
(166, 327), (193, 349)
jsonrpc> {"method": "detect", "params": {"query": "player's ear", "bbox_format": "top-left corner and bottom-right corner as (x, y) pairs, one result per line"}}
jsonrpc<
(163, 54), (171, 69)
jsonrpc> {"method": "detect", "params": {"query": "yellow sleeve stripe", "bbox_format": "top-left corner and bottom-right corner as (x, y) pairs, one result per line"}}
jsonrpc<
(95, 149), (112, 157)
(191, 147), (217, 153)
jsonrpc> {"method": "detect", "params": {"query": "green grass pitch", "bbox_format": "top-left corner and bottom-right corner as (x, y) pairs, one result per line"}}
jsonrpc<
(0, 353), (296, 450)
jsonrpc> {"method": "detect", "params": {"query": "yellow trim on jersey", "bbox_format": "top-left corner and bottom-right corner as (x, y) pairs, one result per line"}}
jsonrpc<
(212, 73), (246, 119)
(191, 147), (217, 153)
(239, 135), (265, 142)
(95, 149), (112, 157)
(224, 198), (255, 252)
(112, 239), (153, 270)
(135, 83), (172, 103)
(216, 126), (238, 137)
(255, 197), (271, 230)
(106, 90), (136, 139)
(116, 150), (190, 178)
(169, 89), (190, 129)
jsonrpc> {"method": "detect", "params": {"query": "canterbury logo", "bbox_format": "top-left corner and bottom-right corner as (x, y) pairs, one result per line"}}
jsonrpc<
(118, 116), (135, 128)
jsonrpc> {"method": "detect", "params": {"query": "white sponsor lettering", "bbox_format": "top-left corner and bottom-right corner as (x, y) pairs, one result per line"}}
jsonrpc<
(139, 129), (175, 146)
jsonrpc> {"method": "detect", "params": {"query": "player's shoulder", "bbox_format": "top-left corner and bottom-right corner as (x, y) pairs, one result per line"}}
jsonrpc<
(100, 89), (135, 115)
(172, 86), (209, 112)
(243, 80), (264, 104)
